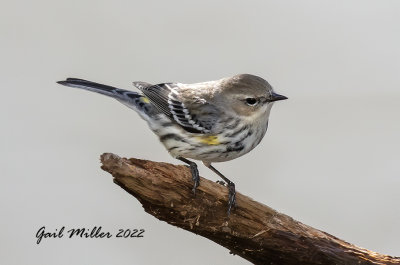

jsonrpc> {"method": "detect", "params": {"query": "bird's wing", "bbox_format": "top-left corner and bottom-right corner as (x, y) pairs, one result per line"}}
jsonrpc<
(138, 83), (218, 134)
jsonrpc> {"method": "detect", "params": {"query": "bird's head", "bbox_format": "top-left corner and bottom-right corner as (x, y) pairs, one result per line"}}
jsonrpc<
(216, 74), (287, 120)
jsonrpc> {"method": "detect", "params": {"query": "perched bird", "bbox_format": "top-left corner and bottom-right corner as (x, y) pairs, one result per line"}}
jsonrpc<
(57, 74), (287, 214)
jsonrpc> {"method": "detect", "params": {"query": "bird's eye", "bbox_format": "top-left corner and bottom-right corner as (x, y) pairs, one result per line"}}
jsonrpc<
(245, 98), (258, 106)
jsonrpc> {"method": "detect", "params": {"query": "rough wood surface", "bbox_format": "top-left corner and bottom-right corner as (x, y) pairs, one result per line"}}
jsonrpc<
(100, 153), (399, 265)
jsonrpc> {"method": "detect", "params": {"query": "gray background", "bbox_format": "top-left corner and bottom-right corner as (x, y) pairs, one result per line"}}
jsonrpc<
(1, 0), (399, 264)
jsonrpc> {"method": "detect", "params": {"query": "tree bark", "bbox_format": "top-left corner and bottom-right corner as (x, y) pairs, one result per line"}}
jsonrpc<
(100, 153), (399, 265)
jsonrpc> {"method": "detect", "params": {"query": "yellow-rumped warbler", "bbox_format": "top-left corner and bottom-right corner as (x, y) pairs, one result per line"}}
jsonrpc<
(57, 74), (287, 214)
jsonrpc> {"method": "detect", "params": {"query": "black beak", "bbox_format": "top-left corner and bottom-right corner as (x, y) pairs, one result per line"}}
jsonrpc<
(269, 92), (288, 102)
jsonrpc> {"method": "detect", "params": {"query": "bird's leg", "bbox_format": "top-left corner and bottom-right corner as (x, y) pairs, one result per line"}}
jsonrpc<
(216, 180), (226, 186)
(177, 157), (200, 194)
(206, 164), (236, 215)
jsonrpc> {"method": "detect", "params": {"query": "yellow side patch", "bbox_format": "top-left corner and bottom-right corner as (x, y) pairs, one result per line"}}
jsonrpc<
(196, 135), (220, 145)
(141, 97), (150, 103)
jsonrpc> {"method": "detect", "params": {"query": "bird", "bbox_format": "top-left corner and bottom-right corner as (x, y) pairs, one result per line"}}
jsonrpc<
(57, 74), (287, 215)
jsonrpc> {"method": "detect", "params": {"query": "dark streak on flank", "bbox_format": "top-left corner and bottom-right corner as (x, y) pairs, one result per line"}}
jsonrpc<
(197, 149), (224, 156)
(167, 146), (179, 152)
(160, 133), (185, 142)
(225, 142), (245, 152)
(185, 147), (199, 151)
(160, 122), (175, 127)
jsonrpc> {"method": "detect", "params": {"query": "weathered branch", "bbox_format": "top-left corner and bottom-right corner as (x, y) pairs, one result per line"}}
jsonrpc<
(100, 153), (399, 265)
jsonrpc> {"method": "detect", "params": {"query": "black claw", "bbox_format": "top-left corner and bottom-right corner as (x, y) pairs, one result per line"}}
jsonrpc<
(189, 162), (200, 194)
(216, 180), (226, 186)
(206, 164), (237, 216)
(227, 182), (236, 215)
(177, 157), (200, 195)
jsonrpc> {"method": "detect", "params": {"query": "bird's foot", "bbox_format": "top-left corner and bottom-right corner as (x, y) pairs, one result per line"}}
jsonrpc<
(187, 162), (200, 195)
(216, 180), (226, 186)
(177, 157), (200, 195)
(227, 182), (236, 216)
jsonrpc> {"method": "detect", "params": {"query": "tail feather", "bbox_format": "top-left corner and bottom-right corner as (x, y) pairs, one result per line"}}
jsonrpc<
(57, 78), (158, 118)
(57, 78), (131, 99)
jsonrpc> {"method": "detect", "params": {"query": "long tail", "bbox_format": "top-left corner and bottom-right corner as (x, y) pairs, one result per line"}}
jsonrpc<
(57, 78), (157, 118)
